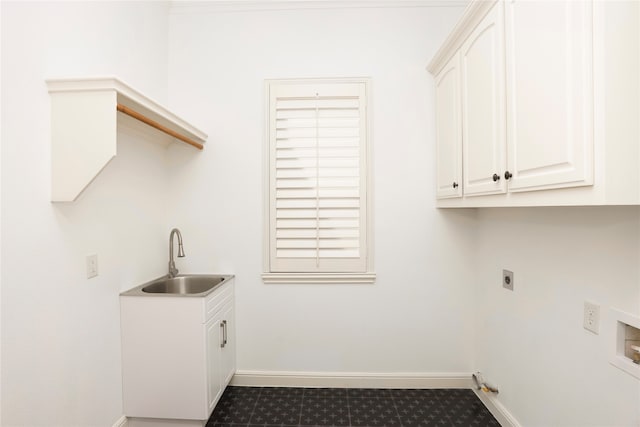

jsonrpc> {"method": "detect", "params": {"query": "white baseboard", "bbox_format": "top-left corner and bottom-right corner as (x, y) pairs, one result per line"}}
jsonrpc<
(230, 370), (474, 389)
(473, 388), (522, 427)
(114, 416), (208, 427)
(112, 415), (127, 427)
(127, 418), (205, 427)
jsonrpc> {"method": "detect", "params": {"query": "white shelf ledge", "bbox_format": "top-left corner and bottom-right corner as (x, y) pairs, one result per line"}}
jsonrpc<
(46, 76), (207, 202)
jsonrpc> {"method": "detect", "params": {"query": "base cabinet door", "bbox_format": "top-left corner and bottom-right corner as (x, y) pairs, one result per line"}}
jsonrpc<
(505, 0), (593, 192)
(220, 302), (236, 386)
(207, 317), (224, 414)
(206, 283), (236, 413)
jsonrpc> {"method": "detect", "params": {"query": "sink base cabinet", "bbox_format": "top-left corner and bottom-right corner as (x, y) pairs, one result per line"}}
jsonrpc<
(120, 278), (235, 422)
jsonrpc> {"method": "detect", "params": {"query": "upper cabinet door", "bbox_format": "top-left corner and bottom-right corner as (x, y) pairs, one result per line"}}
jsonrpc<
(435, 53), (463, 199)
(461, 2), (507, 196)
(505, 0), (593, 192)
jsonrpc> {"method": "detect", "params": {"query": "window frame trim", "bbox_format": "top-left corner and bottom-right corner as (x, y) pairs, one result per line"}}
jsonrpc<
(262, 77), (375, 284)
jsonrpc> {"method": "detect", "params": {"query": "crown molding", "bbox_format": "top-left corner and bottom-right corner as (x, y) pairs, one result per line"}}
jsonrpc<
(170, 0), (469, 14)
(426, 0), (497, 75)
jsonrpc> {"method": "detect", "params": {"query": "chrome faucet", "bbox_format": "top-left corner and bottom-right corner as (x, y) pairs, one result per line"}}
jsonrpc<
(168, 228), (185, 278)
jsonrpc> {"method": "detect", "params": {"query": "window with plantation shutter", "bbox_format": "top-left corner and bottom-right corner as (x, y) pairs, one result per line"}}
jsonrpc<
(263, 79), (375, 284)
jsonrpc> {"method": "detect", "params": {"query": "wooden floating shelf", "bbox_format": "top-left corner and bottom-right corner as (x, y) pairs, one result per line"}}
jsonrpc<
(46, 76), (207, 202)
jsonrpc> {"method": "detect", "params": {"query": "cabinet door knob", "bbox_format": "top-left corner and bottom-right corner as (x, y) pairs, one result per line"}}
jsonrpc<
(452, 182), (458, 188)
(492, 173), (500, 182)
(504, 171), (512, 180)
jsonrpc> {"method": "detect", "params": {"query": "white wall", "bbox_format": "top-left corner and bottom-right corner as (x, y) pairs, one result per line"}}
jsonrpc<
(473, 207), (640, 427)
(5, 2), (638, 427)
(166, 4), (477, 375)
(0, 1), (3, 421)
(1, 2), (171, 426)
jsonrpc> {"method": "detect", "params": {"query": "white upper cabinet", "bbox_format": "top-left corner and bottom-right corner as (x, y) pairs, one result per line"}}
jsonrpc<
(435, 54), (462, 199)
(461, 2), (506, 196)
(428, 0), (640, 207)
(504, 0), (593, 192)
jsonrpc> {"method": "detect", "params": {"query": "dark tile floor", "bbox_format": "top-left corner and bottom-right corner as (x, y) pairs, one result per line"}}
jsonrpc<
(207, 386), (500, 427)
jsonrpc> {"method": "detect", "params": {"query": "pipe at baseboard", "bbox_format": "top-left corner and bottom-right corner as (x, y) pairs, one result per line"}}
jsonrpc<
(472, 372), (499, 394)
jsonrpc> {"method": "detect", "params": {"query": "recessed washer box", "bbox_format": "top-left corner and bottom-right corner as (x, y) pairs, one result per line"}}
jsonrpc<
(609, 308), (640, 380)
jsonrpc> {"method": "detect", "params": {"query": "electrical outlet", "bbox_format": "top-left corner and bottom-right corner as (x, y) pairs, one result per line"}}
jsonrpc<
(502, 269), (514, 291)
(86, 254), (98, 279)
(583, 301), (600, 334)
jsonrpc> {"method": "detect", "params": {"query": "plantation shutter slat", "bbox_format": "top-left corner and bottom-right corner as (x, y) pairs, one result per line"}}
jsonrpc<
(268, 81), (368, 273)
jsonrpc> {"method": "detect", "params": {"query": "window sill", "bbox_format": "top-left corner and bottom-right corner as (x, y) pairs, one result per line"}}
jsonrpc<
(262, 273), (376, 285)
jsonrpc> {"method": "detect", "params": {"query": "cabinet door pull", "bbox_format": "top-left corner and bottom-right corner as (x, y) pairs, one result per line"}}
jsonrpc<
(492, 173), (500, 182)
(504, 171), (512, 180)
(452, 182), (458, 188)
(223, 320), (228, 346)
(220, 321), (225, 348)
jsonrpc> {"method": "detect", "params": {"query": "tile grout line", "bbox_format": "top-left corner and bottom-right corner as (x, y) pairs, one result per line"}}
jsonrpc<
(250, 387), (261, 425)
(297, 389), (303, 426)
(346, 391), (353, 427)
(388, 392), (402, 427)
(248, 387), (261, 425)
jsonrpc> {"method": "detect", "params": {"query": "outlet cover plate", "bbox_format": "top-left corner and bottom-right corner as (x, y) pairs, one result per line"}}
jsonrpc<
(583, 301), (600, 334)
(86, 254), (98, 279)
(503, 269), (514, 291)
